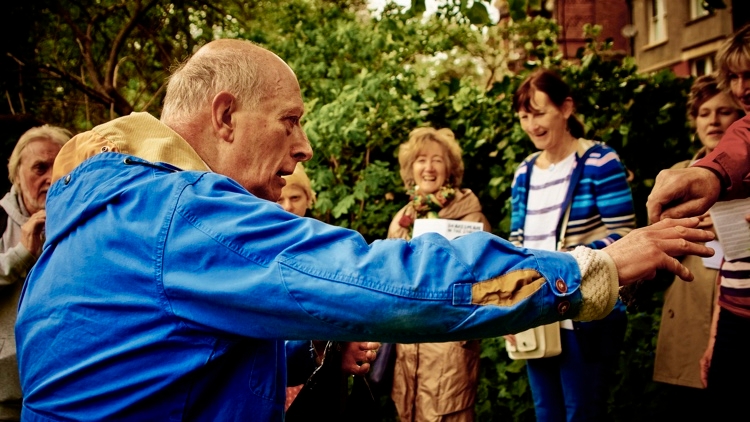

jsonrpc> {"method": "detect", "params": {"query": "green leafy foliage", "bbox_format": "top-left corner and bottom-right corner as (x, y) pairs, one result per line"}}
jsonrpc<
(4, 1), (701, 418)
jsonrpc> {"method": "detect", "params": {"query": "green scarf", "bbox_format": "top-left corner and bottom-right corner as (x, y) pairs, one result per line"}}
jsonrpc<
(398, 185), (455, 231)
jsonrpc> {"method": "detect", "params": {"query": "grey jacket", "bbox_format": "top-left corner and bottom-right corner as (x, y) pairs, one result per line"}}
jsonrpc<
(0, 186), (36, 420)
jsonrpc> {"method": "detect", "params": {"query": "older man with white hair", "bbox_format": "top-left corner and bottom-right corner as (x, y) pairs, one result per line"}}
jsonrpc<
(0, 125), (70, 421)
(15, 39), (715, 421)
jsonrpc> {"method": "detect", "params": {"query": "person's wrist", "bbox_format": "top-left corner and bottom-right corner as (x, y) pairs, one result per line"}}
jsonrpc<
(693, 163), (727, 192)
(569, 246), (618, 321)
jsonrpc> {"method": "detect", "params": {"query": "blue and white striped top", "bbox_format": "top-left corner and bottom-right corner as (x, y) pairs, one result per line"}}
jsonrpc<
(509, 139), (636, 251)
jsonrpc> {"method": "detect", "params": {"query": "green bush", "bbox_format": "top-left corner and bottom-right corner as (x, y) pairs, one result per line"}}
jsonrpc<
(12, 1), (700, 418)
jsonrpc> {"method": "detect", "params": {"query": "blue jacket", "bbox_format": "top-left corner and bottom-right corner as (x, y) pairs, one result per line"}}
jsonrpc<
(15, 114), (611, 421)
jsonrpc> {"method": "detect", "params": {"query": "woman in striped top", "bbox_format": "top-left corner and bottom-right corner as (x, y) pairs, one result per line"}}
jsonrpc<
(505, 69), (635, 422)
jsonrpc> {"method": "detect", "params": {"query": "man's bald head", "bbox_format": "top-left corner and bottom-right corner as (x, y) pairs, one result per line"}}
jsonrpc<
(161, 39), (290, 125)
(158, 39), (312, 201)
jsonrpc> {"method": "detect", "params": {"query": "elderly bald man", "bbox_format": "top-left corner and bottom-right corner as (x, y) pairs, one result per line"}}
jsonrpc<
(15, 39), (714, 421)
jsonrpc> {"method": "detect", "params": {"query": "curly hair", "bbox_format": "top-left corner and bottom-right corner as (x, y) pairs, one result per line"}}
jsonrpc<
(397, 127), (464, 189)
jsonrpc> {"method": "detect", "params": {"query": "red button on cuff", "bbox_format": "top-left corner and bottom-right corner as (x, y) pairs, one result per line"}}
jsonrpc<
(555, 279), (568, 293)
(557, 301), (570, 315)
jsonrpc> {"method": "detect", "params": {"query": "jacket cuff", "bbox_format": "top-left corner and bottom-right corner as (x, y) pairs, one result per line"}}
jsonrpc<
(568, 246), (619, 321)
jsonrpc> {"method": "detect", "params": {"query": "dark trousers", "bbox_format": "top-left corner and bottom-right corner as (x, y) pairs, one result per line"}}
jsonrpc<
(707, 307), (750, 420)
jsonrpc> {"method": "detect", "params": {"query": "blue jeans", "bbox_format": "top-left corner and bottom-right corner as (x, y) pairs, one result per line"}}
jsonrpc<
(526, 311), (626, 422)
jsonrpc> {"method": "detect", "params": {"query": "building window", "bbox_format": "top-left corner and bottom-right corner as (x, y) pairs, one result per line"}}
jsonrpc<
(689, 0), (709, 20)
(648, 0), (667, 44)
(690, 55), (715, 77)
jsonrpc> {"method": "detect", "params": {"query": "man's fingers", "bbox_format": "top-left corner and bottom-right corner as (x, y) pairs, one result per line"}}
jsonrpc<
(666, 255), (693, 281)
(606, 218), (715, 286)
(656, 237), (715, 258)
(649, 217), (700, 230)
(647, 202), (663, 225)
(359, 341), (380, 351)
(660, 201), (708, 221)
(352, 362), (370, 376)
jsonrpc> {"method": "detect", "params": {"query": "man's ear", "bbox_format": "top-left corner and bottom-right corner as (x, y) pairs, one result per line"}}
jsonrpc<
(211, 91), (237, 143)
(561, 97), (574, 119)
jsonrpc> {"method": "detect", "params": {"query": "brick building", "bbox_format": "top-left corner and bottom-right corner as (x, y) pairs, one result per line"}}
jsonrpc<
(554, 0), (631, 59)
(629, 0), (748, 76)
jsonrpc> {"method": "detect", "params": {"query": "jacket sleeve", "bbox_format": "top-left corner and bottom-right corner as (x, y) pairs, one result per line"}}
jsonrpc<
(694, 114), (750, 201)
(0, 237), (36, 288)
(160, 172), (617, 343)
(586, 147), (636, 249)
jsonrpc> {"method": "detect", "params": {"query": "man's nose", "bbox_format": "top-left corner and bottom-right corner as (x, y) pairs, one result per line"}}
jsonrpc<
(293, 130), (313, 162)
(42, 169), (53, 185)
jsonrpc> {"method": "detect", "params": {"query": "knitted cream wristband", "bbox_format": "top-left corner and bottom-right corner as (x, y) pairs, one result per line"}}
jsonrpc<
(568, 246), (619, 321)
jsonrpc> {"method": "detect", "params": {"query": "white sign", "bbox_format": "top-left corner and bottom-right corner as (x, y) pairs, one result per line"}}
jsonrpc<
(412, 218), (484, 240)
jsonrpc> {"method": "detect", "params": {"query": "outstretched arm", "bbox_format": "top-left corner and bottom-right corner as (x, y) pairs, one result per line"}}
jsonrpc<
(648, 116), (750, 222)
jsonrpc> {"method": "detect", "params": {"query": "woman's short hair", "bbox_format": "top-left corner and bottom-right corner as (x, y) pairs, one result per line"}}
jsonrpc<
(716, 23), (750, 89)
(397, 127), (464, 189)
(512, 69), (585, 138)
(687, 74), (742, 122)
(283, 162), (316, 208)
(8, 125), (71, 185)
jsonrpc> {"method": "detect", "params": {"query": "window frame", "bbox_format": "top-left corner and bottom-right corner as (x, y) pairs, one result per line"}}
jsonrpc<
(648, 0), (668, 45)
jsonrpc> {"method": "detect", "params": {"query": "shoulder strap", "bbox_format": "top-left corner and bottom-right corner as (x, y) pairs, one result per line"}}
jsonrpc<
(555, 144), (598, 250)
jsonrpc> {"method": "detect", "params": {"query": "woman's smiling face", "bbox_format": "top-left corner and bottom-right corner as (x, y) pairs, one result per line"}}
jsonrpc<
(517, 90), (570, 152)
(412, 140), (448, 195)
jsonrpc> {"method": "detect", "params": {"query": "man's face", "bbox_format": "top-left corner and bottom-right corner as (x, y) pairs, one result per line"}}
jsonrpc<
(225, 64), (313, 201)
(277, 184), (309, 217)
(16, 138), (62, 215)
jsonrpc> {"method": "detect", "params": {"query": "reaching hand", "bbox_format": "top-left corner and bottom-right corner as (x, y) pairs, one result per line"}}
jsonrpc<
(21, 210), (46, 258)
(602, 217), (715, 285)
(647, 167), (721, 223)
(340, 341), (380, 376)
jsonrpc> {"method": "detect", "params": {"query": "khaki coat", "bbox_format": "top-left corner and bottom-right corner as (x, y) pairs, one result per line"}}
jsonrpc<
(653, 153), (719, 389)
(388, 189), (490, 421)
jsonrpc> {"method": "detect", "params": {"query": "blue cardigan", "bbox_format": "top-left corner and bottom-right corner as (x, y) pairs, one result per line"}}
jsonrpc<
(509, 139), (636, 251)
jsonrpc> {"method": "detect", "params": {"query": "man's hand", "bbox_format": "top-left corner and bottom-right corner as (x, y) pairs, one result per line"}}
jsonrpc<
(21, 210), (46, 257)
(340, 342), (380, 376)
(603, 218), (715, 285)
(647, 167), (721, 223)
